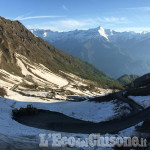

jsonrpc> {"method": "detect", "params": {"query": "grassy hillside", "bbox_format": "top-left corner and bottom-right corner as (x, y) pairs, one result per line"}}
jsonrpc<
(124, 73), (150, 97)
(117, 74), (139, 85)
(0, 16), (122, 89)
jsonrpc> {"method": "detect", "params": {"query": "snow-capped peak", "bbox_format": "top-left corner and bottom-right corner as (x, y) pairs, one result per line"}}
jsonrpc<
(98, 27), (109, 41)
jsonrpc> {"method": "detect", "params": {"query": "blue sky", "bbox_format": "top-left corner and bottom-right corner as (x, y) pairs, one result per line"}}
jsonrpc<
(1, 0), (150, 32)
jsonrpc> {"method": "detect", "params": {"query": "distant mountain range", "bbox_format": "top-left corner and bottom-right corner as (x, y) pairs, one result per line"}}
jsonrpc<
(0, 16), (122, 90)
(31, 27), (150, 78)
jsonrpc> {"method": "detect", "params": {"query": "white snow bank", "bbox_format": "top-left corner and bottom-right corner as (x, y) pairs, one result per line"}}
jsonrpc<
(4, 87), (132, 123)
(45, 100), (132, 123)
(129, 95), (150, 108)
(45, 100), (116, 122)
(5, 90), (131, 123)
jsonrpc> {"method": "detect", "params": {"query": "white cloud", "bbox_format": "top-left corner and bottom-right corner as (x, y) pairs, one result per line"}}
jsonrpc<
(115, 27), (150, 33)
(14, 15), (65, 21)
(59, 19), (85, 27)
(62, 5), (68, 11)
(125, 7), (150, 11)
(27, 24), (62, 32)
(45, 19), (85, 31)
(26, 17), (128, 31)
(27, 19), (86, 31)
(102, 17), (126, 22)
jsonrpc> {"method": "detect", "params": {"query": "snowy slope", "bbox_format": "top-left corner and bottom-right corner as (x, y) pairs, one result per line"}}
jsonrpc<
(16, 53), (68, 87)
(0, 53), (111, 98)
(98, 27), (109, 40)
(0, 94), (142, 149)
(0, 95), (132, 132)
(129, 95), (150, 108)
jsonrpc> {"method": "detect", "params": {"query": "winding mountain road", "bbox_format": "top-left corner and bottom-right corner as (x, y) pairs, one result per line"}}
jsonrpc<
(15, 92), (150, 134)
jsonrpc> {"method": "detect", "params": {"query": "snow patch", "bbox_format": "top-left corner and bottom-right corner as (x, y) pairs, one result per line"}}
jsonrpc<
(43, 32), (47, 37)
(129, 95), (150, 108)
(98, 27), (109, 41)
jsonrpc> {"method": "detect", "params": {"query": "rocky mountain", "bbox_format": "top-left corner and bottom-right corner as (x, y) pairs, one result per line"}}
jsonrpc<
(0, 16), (122, 93)
(130, 73), (150, 88)
(117, 74), (139, 85)
(31, 27), (150, 78)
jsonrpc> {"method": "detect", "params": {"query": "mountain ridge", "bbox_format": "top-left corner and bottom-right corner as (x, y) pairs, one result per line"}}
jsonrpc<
(31, 26), (150, 42)
(31, 27), (150, 78)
